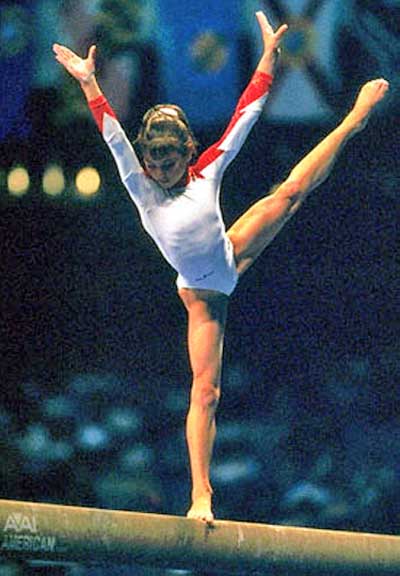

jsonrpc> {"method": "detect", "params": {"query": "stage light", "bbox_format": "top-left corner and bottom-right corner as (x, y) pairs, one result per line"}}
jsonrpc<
(75, 166), (101, 198)
(42, 164), (65, 197)
(7, 166), (30, 197)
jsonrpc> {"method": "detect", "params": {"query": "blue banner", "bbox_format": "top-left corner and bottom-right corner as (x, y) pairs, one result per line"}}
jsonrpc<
(155, 0), (242, 128)
(0, 2), (33, 140)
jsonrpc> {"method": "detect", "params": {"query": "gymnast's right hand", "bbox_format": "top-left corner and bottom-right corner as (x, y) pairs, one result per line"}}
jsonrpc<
(53, 43), (96, 84)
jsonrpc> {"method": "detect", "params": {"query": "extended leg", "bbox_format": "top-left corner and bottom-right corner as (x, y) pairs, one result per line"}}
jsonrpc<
(228, 78), (389, 275)
(178, 288), (229, 522)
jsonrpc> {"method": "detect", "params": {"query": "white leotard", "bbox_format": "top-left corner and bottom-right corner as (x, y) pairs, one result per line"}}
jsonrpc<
(89, 71), (272, 295)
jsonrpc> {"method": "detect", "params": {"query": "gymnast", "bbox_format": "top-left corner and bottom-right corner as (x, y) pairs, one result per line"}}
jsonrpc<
(53, 10), (388, 522)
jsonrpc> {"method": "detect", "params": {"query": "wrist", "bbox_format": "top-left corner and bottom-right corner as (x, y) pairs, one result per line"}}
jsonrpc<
(80, 75), (102, 101)
(79, 70), (95, 85)
(257, 48), (281, 76)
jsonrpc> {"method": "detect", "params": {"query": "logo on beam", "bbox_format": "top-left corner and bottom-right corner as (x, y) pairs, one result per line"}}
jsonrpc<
(4, 513), (38, 534)
(1, 513), (57, 553)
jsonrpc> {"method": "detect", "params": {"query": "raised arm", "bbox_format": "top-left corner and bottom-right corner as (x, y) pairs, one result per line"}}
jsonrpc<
(53, 42), (145, 195)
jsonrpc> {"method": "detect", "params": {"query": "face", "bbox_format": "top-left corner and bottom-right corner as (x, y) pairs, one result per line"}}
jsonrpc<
(143, 150), (190, 190)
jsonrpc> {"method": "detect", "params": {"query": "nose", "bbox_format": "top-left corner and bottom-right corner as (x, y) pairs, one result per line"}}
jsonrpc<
(153, 166), (167, 177)
(155, 167), (171, 183)
(153, 167), (166, 180)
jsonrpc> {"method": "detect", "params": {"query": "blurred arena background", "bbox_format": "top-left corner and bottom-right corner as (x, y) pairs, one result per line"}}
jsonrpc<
(0, 0), (399, 574)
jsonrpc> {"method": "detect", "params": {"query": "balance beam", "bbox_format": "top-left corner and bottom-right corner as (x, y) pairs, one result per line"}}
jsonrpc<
(0, 499), (399, 574)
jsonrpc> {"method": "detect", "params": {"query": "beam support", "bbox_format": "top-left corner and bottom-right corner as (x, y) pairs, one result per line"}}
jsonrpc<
(0, 499), (399, 574)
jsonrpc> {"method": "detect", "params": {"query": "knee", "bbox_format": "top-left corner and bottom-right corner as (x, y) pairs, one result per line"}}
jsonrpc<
(271, 179), (303, 216)
(277, 179), (302, 205)
(191, 377), (221, 410)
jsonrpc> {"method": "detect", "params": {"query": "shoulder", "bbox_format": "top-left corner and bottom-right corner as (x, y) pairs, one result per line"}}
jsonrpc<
(190, 144), (225, 178)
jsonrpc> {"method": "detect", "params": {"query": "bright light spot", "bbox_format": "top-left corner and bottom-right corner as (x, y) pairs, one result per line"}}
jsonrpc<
(7, 166), (30, 197)
(75, 166), (101, 197)
(77, 423), (109, 450)
(42, 164), (65, 197)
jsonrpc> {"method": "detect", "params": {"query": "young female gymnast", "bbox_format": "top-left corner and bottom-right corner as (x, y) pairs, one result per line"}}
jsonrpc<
(53, 11), (389, 522)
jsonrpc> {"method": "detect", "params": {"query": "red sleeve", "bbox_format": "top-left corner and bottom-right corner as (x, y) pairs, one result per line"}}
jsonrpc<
(192, 71), (273, 175)
(238, 71), (273, 109)
(88, 95), (117, 133)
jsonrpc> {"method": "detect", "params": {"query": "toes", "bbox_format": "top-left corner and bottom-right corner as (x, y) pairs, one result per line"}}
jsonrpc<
(187, 506), (214, 523)
(187, 511), (214, 524)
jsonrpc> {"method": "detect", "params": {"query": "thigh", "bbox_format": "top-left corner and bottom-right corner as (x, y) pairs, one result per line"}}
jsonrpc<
(227, 184), (294, 276)
(179, 288), (229, 385)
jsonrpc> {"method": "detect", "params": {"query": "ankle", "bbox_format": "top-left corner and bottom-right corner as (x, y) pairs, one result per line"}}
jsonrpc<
(192, 486), (213, 502)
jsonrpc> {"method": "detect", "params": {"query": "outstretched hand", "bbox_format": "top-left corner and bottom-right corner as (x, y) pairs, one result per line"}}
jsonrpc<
(53, 43), (96, 84)
(255, 10), (288, 56)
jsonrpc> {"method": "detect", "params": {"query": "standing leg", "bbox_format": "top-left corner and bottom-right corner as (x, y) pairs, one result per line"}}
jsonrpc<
(178, 288), (229, 522)
(227, 78), (389, 275)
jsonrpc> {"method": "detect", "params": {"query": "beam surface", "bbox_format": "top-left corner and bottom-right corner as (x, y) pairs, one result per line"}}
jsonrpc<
(0, 499), (399, 574)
